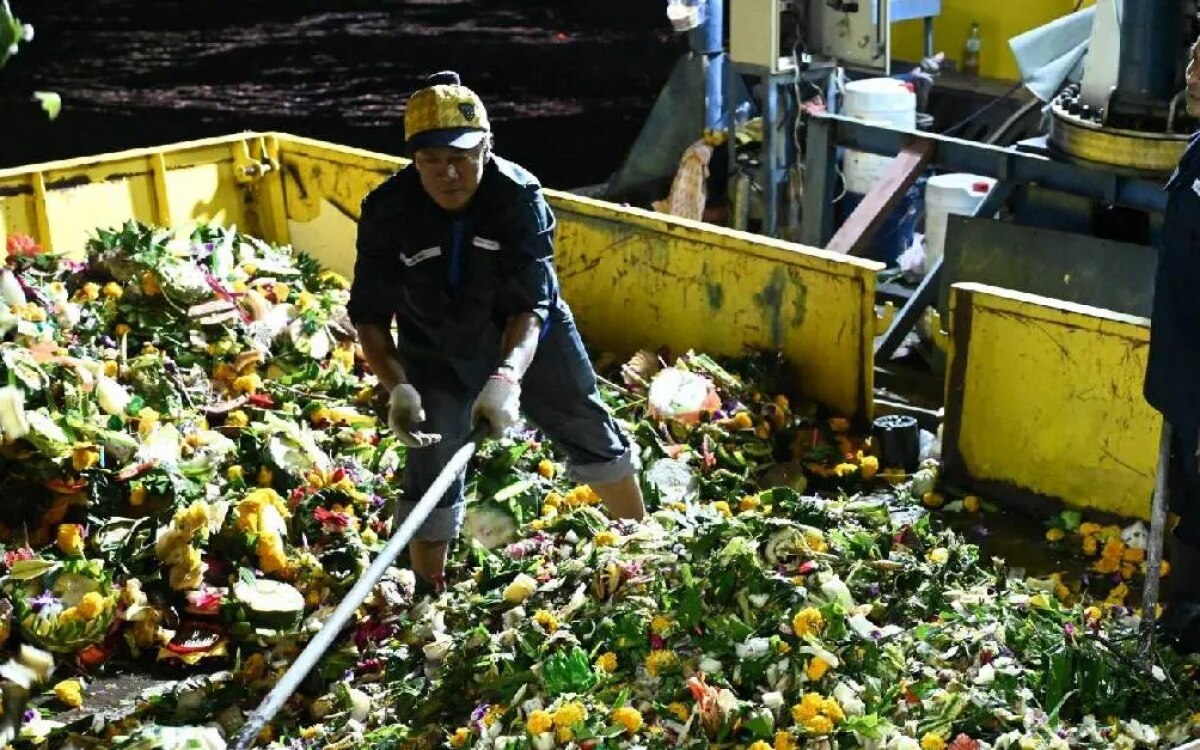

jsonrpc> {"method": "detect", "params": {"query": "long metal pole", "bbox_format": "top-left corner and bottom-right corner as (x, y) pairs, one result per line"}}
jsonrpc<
(1140, 421), (1173, 659)
(232, 425), (487, 749)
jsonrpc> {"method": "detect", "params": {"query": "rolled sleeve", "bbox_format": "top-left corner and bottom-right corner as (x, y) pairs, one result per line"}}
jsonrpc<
(496, 190), (558, 323)
(347, 197), (399, 328)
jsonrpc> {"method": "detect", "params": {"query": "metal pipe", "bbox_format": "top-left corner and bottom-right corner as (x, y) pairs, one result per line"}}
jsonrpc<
(231, 425), (488, 750)
(1115, 0), (1187, 107)
(703, 0), (726, 135)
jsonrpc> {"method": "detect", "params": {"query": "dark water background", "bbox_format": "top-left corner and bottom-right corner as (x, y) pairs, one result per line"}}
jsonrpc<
(0, 0), (679, 188)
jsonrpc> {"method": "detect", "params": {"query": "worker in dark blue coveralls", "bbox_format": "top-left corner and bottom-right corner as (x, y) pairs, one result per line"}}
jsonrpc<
(348, 71), (647, 588)
(1145, 37), (1200, 654)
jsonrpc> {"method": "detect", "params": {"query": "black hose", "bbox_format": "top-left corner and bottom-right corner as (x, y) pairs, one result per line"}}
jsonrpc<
(941, 82), (1024, 137)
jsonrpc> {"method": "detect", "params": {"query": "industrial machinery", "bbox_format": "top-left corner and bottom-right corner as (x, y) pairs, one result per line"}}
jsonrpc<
(604, 0), (942, 226)
(1047, 0), (1200, 173)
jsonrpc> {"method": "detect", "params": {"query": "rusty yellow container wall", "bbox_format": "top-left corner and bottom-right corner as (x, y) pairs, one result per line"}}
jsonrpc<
(944, 282), (1159, 521)
(0, 134), (290, 256)
(0, 131), (884, 419)
(892, 0), (1094, 82)
(551, 199), (883, 419)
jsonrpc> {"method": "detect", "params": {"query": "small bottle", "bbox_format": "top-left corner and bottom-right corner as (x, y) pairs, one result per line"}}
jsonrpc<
(964, 22), (982, 77)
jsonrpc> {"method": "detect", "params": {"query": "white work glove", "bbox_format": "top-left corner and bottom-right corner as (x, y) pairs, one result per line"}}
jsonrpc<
(472, 370), (522, 439)
(388, 384), (441, 448)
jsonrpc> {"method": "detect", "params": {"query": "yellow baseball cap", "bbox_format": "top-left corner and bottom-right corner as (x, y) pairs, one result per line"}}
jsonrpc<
(405, 71), (491, 151)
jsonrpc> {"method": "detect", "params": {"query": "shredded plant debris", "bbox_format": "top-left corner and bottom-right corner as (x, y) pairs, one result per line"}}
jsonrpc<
(0, 225), (1195, 750)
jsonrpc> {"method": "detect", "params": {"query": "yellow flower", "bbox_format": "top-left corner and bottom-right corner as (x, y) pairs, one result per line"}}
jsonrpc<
(1082, 535), (1100, 556)
(749, 743), (772, 750)
(739, 495), (761, 513)
(226, 465), (245, 482)
(730, 411), (753, 430)
(927, 547), (950, 565)
(803, 528), (829, 553)
(806, 656), (831, 681)
(527, 710), (553, 734)
(612, 706), (643, 734)
(257, 465), (274, 487)
(922, 492), (945, 509)
(803, 715), (833, 734)
(645, 650), (678, 677)
(563, 486), (600, 507)
(774, 731), (796, 750)
(319, 270), (349, 289)
(1029, 593), (1052, 610)
(54, 679), (84, 708)
(503, 573), (538, 604)
(963, 495), (981, 513)
(791, 693), (825, 723)
(129, 483), (147, 506)
(556, 727), (574, 743)
(75, 283), (100, 302)
(232, 373), (263, 395)
(667, 702), (689, 721)
(833, 462), (858, 478)
(141, 272), (161, 296)
(533, 610), (559, 633)
(792, 608), (824, 638)
(295, 291), (317, 311)
(1123, 547), (1146, 563)
(921, 734), (947, 750)
(650, 615), (673, 635)
(102, 282), (124, 300)
(76, 591), (107, 620)
(1046, 528), (1066, 542)
(331, 346), (355, 370)
(553, 701), (587, 728)
(713, 500), (732, 517)
(595, 652), (617, 673)
(257, 531), (288, 575)
(449, 727), (470, 748)
(594, 530), (619, 547)
(822, 697), (845, 724)
(776, 640), (792, 655)
(1078, 522), (1103, 537)
(537, 459), (555, 479)
(71, 444), (100, 472)
(57, 523), (85, 556)
(1105, 583), (1129, 607)
(271, 282), (290, 303)
(859, 455), (879, 480)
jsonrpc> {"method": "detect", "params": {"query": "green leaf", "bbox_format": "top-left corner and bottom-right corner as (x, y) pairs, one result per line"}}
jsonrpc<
(676, 582), (703, 629)
(7, 558), (60, 581)
(542, 646), (598, 696)
(494, 479), (534, 504)
(32, 91), (61, 120)
(842, 713), (886, 739)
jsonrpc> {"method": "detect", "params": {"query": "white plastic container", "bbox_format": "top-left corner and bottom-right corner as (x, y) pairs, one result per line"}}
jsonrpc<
(842, 78), (917, 196)
(923, 174), (996, 270)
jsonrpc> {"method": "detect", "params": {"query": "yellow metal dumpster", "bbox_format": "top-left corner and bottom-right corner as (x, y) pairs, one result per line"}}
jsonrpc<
(0, 132), (883, 422)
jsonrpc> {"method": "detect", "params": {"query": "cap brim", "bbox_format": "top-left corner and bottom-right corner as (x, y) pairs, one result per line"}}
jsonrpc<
(407, 127), (488, 152)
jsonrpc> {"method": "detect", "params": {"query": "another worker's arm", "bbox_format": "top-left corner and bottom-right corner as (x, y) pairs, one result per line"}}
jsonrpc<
(493, 188), (560, 380)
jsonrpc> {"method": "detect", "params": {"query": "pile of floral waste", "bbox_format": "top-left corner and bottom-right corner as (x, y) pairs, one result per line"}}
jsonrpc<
(0, 226), (1193, 750)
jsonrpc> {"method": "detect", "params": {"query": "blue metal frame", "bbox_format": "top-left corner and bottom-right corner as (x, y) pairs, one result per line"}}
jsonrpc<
(801, 113), (1168, 248)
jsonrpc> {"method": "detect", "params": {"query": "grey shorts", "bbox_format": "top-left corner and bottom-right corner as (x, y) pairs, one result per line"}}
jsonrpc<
(394, 308), (638, 542)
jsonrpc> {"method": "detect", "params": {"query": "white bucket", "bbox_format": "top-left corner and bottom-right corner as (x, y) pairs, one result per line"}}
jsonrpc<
(842, 78), (917, 196)
(924, 173), (996, 270)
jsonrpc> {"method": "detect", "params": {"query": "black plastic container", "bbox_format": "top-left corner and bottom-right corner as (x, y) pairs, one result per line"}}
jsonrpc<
(873, 414), (921, 472)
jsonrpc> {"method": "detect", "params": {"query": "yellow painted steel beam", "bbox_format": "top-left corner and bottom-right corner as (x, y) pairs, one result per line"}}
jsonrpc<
(944, 282), (1158, 521)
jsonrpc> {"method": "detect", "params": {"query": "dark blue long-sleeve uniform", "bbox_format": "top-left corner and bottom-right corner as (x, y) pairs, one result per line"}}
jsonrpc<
(348, 155), (637, 541)
(1146, 133), (1200, 547)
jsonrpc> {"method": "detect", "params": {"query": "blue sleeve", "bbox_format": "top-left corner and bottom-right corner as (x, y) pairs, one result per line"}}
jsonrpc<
(496, 189), (558, 323)
(347, 196), (399, 327)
